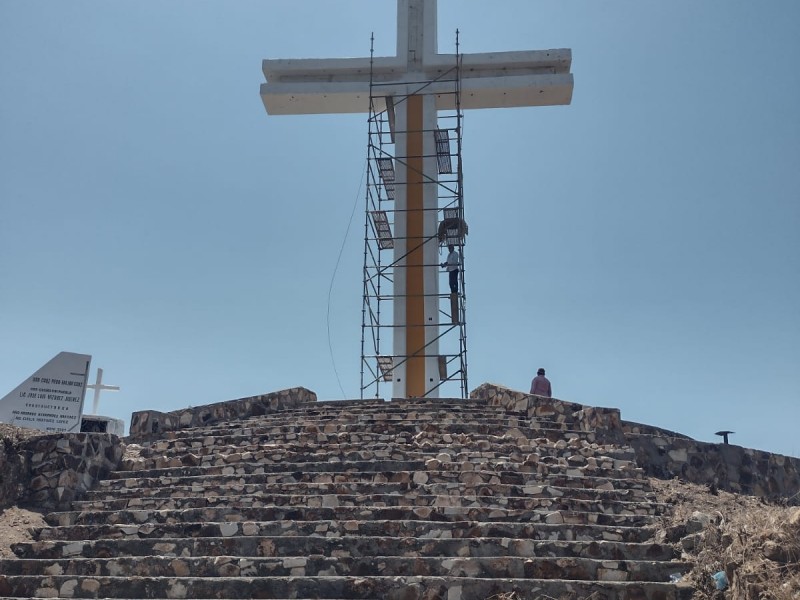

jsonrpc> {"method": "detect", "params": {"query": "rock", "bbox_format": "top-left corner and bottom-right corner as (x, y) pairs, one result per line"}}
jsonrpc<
(598, 567), (628, 582)
(413, 471), (429, 485)
(170, 559), (191, 577)
(80, 580), (100, 593)
(664, 524), (687, 543)
(680, 532), (703, 551)
(763, 540), (790, 563)
(545, 511), (564, 524)
(242, 521), (259, 536)
(668, 448), (688, 462)
(685, 511), (712, 533)
(322, 494), (339, 508)
(181, 453), (201, 466)
(789, 507), (800, 528)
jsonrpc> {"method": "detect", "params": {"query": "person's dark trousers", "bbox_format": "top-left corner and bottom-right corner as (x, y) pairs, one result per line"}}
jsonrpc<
(449, 269), (459, 293)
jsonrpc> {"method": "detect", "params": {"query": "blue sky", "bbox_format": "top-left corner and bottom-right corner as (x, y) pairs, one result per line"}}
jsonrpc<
(1, 1), (798, 457)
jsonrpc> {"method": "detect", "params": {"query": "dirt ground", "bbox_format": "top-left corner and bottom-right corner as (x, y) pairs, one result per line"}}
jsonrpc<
(0, 505), (48, 559)
(0, 423), (50, 559)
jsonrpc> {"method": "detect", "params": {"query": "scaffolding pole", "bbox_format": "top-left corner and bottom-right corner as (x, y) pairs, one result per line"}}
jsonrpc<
(361, 32), (468, 400)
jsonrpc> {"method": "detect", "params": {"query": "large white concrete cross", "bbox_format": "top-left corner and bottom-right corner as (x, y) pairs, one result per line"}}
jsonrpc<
(261, 0), (573, 399)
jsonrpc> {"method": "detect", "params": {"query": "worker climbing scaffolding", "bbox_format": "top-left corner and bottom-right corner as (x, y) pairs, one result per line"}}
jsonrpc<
(441, 244), (462, 294)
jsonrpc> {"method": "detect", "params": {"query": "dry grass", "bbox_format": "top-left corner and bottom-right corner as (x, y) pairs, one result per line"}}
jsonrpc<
(652, 478), (800, 600)
(485, 480), (800, 600)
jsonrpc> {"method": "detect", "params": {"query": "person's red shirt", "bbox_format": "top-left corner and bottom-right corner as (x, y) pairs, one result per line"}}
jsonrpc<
(530, 375), (552, 397)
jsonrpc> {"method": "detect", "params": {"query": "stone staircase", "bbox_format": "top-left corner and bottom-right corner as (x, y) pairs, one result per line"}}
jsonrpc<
(0, 394), (693, 599)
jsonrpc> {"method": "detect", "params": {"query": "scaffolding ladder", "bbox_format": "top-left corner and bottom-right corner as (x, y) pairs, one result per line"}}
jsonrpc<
(360, 34), (468, 400)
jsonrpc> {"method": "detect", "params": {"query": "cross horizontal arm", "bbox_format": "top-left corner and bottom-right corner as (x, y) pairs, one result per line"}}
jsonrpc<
(261, 48), (573, 115)
(88, 384), (120, 391)
(457, 73), (573, 109)
(261, 72), (572, 115)
(434, 48), (572, 75)
(262, 56), (407, 84)
(261, 56), (401, 115)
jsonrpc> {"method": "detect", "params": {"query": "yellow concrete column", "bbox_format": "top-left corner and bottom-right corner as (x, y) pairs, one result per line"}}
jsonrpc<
(405, 95), (425, 397)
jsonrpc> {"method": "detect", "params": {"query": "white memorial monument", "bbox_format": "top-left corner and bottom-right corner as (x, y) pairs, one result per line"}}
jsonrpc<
(0, 352), (91, 433)
(0, 354), (125, 435)
(261, 0), (573, 398)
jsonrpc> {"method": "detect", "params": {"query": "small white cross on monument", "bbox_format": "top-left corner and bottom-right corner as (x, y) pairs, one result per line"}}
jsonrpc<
(85, 368), (120, 415)
(261, 0), (573, 399)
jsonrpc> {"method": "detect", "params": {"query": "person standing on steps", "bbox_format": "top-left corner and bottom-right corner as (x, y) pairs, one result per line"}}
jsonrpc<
(440, 244), (461, 294)
(530, 367), (552, 397)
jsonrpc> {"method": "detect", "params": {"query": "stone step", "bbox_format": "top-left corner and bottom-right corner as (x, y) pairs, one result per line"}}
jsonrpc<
(131, 434), (636, 466)
(135, 399), (528, 428)
(129, 442), (636, 474)
(0, 554), (692, 581)
(81, 480), (654, 509)
(130, 420), (590, 446)
(131, 410), (544, 444)
(10, 536), (678, 574)
(281, 398), (496, 412)
(251, 405), (523, 419)
(96, 470), (647, 502)
(33, 505), (659, 541)
(122, 452), (639, 480)
(0, 574), (694, 600)
(102, 459), (646, 485)
(122, 455), (640, 480)
(68, 490), (667, 518)
(263, 403), (542, 425)
(49, 490), (661, 526)
(225, 414), (534, 432)
(0, 597), (355, 600)
(28, 523), (658, 553)
(134, 407), (535, 434)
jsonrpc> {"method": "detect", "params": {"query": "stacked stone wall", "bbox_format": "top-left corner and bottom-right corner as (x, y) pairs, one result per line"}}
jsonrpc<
(622, 420), (692, 440)
(0, 430), (123, 510)
(626, 434), (800, 502)
(129, 387), (316, 436)
(470, 383), (625, 443)
(0, 435), (26, 509)
(472, 383), (800, 503)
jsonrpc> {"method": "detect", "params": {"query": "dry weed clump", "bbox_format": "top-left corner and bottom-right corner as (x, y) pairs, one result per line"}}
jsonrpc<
(0, 422), (45, 445)
(719, 504), (800, 599)
(652, 478), (800, 600)
(485, 593), (604, 599)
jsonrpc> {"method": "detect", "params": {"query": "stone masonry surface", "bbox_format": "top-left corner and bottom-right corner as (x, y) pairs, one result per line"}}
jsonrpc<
(473, 383), (800, 502)
(0, 429), (122, 511)
(1, 387), (696, 599)
(129, 386), (316, 436)
(0, 383), (797, 599)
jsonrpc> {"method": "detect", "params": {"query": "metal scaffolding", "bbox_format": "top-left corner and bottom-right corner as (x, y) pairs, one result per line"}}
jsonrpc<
(360, 34), (468, 400)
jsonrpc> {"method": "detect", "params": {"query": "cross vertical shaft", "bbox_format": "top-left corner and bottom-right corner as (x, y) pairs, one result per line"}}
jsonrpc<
(405, 95), (426, 396)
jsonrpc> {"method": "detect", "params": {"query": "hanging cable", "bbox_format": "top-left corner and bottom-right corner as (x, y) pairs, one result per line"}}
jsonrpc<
(326, 157), (368, 399)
